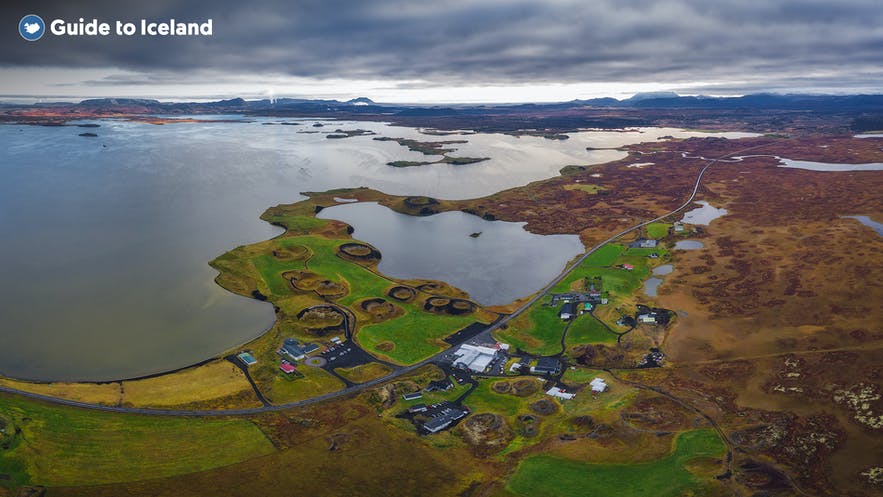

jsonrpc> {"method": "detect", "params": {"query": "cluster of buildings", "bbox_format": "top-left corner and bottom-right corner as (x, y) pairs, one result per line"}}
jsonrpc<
(451, 342), (509, 374)
(276, 338), (321, 374)
(404, 401), (470, 434)
(553, 285), (607, 320)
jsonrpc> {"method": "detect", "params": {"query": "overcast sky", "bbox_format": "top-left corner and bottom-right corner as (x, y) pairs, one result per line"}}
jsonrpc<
(3, 0), (883, 103)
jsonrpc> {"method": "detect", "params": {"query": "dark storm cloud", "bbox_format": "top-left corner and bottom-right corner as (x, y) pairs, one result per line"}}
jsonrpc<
(3, 0), (883, 91)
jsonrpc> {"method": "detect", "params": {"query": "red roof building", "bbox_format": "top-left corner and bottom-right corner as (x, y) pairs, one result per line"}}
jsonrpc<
(279, 363), (296, 374)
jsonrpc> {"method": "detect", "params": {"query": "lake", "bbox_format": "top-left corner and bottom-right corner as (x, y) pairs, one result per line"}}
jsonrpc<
(0, 119), (747, 380)
(681, 201), (727, 225)
(317, 202), (584, 306)
(674, 240), (705, 250)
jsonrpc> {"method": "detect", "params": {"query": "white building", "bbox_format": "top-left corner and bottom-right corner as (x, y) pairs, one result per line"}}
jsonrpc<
(590, 378), (608, 393)
(546, 386), (575, 400)
(453, 343), (502, 373)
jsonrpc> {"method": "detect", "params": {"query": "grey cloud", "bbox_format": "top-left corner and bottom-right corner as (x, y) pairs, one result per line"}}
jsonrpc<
(2, 0), (882, 93)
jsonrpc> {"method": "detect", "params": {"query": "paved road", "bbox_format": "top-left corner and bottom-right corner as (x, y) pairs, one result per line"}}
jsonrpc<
(0, 145), (768, 417)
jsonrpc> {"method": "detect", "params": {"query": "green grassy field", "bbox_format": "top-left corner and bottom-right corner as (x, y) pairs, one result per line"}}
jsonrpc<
(357, 311), (476, 364)
(0, 394), (275, 487)
(645, 222), (672, 239)
(462, 380), (538, 417)
(565, 313), (617, 346)
(494, 302), (568, 356)
(507, 429), (726, 497)
(226, 230), (488, 366)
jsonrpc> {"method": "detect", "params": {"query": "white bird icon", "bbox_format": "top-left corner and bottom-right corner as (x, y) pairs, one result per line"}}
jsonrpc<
(24, 22), (41, 34)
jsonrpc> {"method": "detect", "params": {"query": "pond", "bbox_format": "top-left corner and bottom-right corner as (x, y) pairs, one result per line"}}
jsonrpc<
(681, 201), (727, 225)
(644, 278), (664, 297)
(674, 240), (705, 250)
(317, 202), (585, 306)
(645, 264), (674, 297)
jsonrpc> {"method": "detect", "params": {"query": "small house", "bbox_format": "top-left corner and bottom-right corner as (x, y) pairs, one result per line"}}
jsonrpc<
(403, 392), (423, 401)
(590, 378), (608, 393)
(559, 302), (576, 320)
(279, 363), (296, 374)
(281, 338), (319, 361)
(237, 352), (258, 366)
(408, 404), (428, 414)
(622, 263), (635, 271)
(546, 387), (575, 400)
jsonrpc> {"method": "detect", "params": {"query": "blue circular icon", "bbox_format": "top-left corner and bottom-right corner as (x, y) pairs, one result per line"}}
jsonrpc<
(19, 14), (45, 41)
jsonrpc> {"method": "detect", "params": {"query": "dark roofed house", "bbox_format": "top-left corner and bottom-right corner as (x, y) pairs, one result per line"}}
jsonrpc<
(408, 403), (428, 414)
(559, 302), (576, 320)
(532, 357), (561, 375)
(403, 392), (423, 401)
(423, 415), (454, 433)
(281, 338), (318, 361)
(425, 378), (453, 392)
(422, 406), (469, 434)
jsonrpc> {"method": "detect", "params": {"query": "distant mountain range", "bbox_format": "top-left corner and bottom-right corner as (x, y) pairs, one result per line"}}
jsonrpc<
(8, 92), (883, 113)
(4, 93), (883, 133)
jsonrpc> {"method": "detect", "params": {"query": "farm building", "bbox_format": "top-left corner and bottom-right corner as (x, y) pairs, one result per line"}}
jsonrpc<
(546, 387), (575, 400)
(403, 392), (423, 401)
(531, 357), (561, 375)
(590, 378), (608, 393)
(279, 363), (296, 374)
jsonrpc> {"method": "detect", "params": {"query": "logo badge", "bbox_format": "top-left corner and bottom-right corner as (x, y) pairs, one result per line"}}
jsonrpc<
(19, 14), (45, 41)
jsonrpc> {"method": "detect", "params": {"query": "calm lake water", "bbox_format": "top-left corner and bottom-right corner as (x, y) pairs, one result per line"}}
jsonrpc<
(681, 201), (727, 225)
(644, 264), (674, 297)
(674, 240), (705, 250)
(317, 202), (584, 306)
(0, 119), (748, 380)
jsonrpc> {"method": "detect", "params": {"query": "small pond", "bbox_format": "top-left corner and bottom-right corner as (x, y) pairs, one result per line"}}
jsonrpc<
(674, 240), (705, 250)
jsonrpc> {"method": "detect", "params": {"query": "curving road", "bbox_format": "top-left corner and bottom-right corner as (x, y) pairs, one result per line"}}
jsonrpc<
(0, 144), (768, 417)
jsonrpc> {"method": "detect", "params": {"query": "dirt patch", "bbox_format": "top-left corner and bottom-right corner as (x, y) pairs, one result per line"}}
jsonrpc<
(491, 381), (511, 394)
(297, 306), (345, 329)
(387, 285), (416, 302)
(461, 413), (511, 456)
(529, 398), (558, 416)
(570, 415), (595, 431)
(511, 379), (540, 397)
(272, 245), (309, 261)
(375, 341), (394, 352)
(285, 270), (323, 291)
(338, 242), (381, 263)
(315, 279), (348, 299)
(358, 298), (404, 323)
(424, 297), (476, 315)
